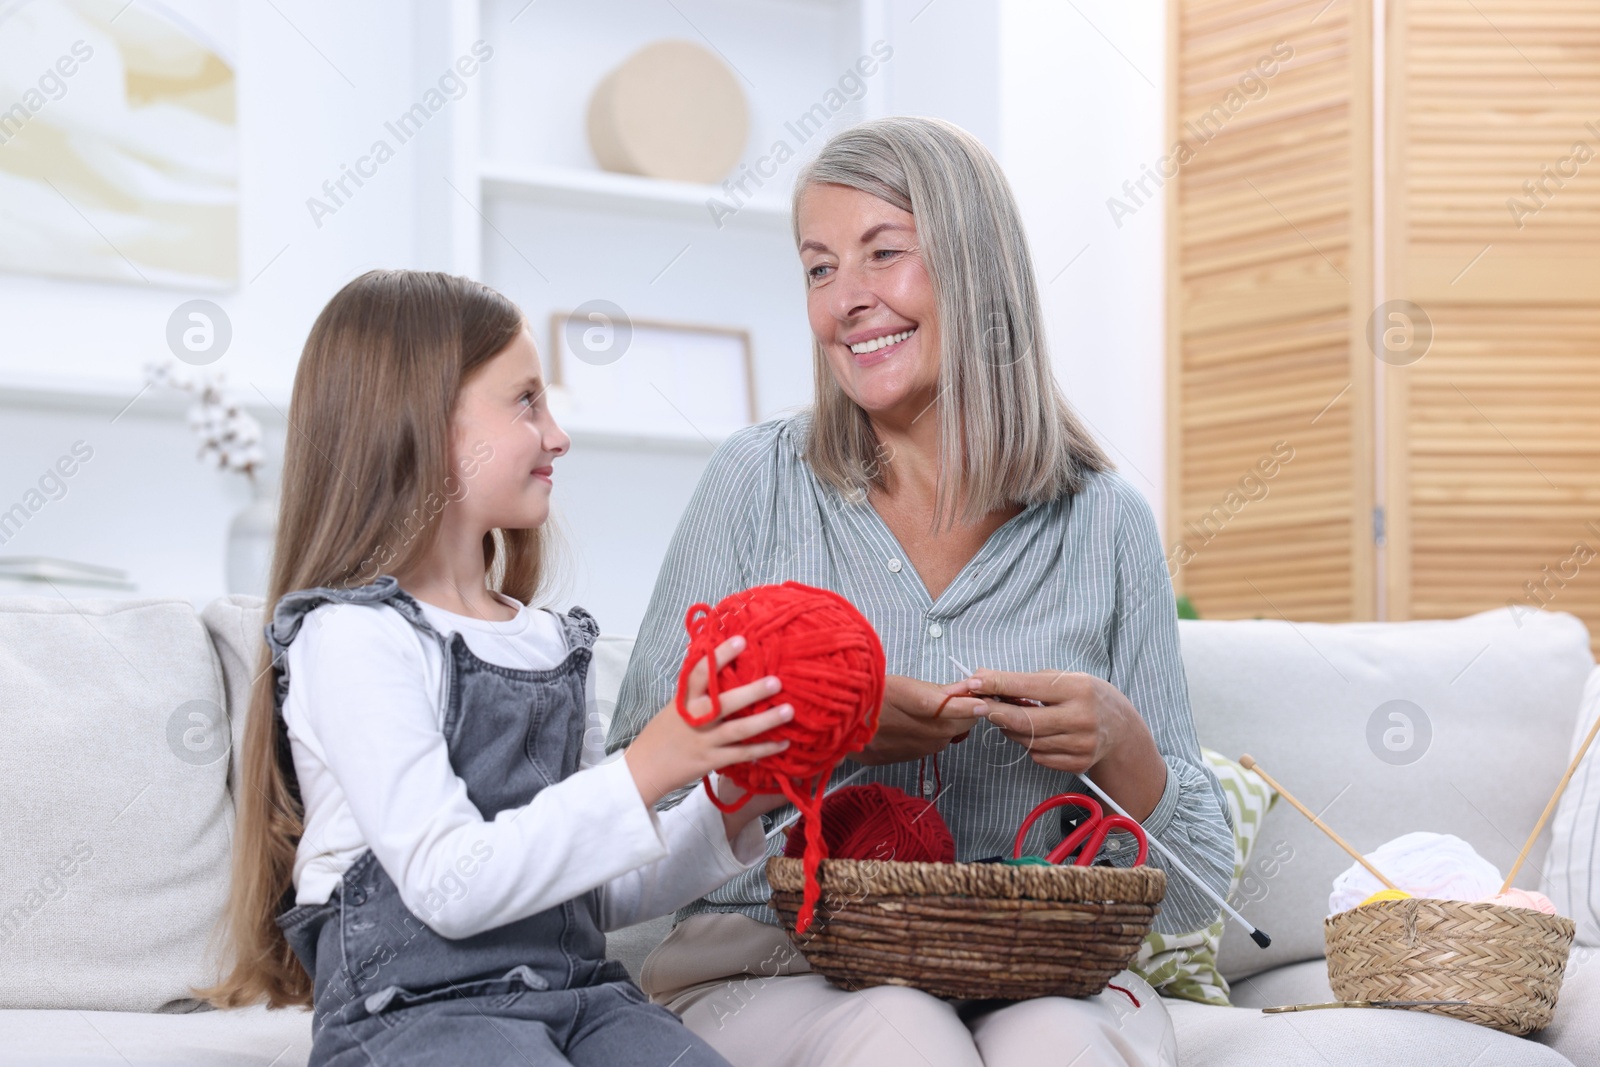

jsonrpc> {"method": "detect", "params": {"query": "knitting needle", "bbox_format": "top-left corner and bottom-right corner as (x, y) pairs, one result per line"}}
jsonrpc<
(1262, 999), (1471, 1014)
(1498, 708), (1600, 894)
(1238, 755), (1401, 893)
(948, 656), (1273, 948)
(1077, 771), (1271, 948)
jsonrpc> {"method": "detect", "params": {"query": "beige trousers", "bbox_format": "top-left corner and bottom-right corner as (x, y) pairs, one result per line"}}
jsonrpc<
(640, 913), (1180, 1067)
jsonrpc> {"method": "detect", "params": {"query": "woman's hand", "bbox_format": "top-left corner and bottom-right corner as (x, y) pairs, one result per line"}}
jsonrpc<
(847, 674), (988, 765)
(954, 670), (1125, 773)
(624, 635), (794, 808)
(955, 669), (1166, 820)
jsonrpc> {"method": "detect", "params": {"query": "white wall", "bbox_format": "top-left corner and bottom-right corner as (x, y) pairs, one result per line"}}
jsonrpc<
(0, 0), (1168, 634)
(0, 0), (428, 607)
(999, 0), (1169, 529)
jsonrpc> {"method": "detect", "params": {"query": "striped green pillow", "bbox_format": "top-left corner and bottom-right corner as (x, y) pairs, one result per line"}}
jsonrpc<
(1128, 748), (1277, 1006)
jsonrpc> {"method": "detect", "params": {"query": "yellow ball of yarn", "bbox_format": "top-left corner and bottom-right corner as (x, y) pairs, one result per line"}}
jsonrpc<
(1359, 888), (1412, 906)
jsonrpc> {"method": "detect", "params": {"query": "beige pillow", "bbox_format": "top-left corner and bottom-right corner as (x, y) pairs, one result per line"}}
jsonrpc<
(0, 595), (234, 1011)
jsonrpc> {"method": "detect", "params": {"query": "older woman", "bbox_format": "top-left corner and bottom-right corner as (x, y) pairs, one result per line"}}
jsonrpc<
(606, 117), (1231, 1067)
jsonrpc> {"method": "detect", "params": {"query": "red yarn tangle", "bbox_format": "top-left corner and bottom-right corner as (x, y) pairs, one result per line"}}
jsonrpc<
(782, 783), (955, 865)
(674, 582), (887, 934)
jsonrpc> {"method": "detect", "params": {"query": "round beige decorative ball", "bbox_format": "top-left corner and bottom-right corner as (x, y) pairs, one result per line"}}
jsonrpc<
(587, 40), (749, 184)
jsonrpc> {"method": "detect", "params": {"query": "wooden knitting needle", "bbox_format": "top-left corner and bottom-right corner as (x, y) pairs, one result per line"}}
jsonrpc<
(1498, 709), (1600, 895)
(1263, 999), (1471, 1014)
(1238, 755), (1401, 893)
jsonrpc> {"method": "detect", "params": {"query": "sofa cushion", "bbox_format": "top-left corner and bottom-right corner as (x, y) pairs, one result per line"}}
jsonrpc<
(1225, 957), (1335, 1009)
(2, 1003), (312, 1065)
(1132, 748), (1278, 1005)
(1165, 996), (1575, 1067)
(1541, 665), (1600, 947)
(0, 596), (234, 1012)
(1180, 608), (1593, 982)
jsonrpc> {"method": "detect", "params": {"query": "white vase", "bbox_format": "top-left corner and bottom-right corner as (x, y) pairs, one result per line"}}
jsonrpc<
(226, 478), (278, 596)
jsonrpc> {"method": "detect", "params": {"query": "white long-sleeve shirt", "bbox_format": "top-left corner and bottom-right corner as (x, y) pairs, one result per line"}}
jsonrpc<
(280, 589), (765, 940)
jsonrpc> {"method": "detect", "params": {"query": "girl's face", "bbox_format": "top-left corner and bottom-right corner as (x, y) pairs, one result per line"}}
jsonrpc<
(796, 183), (941, 425)
(450, 324), (569, 533)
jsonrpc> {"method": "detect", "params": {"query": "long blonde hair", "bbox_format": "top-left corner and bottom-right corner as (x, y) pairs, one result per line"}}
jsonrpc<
(794, 117), (1112, 529)
(194, 269), (553, 1008)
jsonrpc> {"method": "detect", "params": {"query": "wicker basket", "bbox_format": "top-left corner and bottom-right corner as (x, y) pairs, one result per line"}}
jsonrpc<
(1324, 897), (1576, 1035)
(766, 856), (1166, 1000)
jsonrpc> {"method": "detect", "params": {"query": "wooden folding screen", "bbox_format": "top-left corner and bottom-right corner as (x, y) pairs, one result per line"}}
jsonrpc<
(1166, 0), (1375, 622)
(1169, 0), (1600, 651)
(1386, 0), (1600, 649)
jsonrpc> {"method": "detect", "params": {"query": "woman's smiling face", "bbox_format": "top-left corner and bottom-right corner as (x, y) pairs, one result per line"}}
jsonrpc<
(797, 183), (940, 424)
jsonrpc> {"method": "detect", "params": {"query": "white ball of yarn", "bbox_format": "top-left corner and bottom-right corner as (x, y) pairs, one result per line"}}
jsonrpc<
(1328, 831), (1503, 915)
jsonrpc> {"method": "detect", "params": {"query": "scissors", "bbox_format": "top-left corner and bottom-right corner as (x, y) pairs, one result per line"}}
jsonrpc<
(1012, 792), (1149, 866)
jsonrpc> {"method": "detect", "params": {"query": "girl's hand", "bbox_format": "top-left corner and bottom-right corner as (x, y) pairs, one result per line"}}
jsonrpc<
(624, 635), (795, 808)
(847, 674), (987, 765)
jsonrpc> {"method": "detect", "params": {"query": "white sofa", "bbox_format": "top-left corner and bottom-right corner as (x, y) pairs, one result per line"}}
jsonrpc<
(2, 593), (1596, 1066)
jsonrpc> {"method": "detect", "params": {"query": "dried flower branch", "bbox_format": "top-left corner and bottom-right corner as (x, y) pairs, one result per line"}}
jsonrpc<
(145, 362), (265, 482)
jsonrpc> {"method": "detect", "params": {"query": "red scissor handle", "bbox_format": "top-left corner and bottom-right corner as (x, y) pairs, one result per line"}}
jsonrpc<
(1014, 793), (1100, 860)
(1012, 792), (1149, 867)
(1058, 812), (1148, 867)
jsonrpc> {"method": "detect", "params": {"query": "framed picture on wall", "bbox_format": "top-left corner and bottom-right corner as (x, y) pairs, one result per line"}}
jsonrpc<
(0, 0), (239, 288)
(547, 309), (757, 441)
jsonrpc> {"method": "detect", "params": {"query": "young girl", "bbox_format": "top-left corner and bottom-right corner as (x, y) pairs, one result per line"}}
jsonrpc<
(197, 269), (795, 1066)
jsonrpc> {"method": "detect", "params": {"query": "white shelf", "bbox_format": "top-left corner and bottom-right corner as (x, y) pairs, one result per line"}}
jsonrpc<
(479, 160), (791, 230)
(0, 370), (290, 422)
(0, 370), (724, 454)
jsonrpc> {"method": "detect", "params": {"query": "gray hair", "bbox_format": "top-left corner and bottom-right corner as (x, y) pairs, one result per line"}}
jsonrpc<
(792, 116), (1112, 530)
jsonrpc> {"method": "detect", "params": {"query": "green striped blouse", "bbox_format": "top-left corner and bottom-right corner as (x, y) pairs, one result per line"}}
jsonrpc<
(606, 412), (1234, 935)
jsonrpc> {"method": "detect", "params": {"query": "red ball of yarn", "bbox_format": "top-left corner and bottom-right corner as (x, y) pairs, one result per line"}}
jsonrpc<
(675, 581), (886, 933)
(782, 783), (955, 864)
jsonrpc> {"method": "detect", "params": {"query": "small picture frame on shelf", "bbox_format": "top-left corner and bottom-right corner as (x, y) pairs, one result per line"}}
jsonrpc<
(546, 310), (757, 441)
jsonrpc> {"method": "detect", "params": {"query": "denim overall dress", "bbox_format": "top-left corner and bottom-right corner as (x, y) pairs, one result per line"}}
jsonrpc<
(266, 575), (732, 1067)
